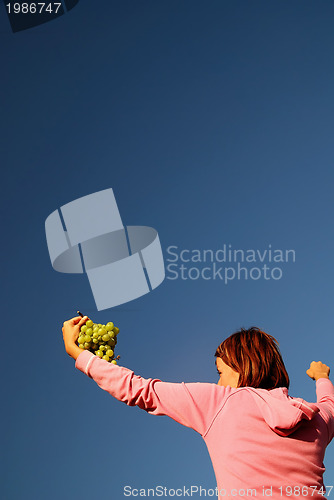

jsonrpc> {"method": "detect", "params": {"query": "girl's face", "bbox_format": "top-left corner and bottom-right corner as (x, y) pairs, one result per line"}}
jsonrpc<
(216, 357), (239, 388)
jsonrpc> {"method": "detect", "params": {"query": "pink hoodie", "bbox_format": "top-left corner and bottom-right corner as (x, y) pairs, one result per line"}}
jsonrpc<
(76, 351), (334, 499)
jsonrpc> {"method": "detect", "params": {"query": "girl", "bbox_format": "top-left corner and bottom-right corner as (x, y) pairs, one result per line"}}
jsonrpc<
(62, 315), (334, 499)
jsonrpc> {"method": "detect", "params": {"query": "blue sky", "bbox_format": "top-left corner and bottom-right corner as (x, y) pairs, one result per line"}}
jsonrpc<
(2, 1), (334, 499)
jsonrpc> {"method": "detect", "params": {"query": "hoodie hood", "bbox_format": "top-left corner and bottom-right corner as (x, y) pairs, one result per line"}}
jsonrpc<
(245, 387), (320, 436)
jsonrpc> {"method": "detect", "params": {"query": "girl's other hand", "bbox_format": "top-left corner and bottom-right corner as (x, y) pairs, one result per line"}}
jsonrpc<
(306, 361), (330, 381)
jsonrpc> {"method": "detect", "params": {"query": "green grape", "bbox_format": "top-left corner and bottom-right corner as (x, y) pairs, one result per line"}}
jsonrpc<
(78, 316), (119, 362)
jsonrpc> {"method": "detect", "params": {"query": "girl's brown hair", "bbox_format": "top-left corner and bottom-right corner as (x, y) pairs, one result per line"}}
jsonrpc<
(215, 327), (290, 389)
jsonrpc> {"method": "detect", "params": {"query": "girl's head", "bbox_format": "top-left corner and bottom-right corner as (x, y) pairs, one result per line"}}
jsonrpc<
(215, 327), (290, 389)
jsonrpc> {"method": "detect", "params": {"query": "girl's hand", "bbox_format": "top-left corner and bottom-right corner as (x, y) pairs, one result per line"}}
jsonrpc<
(306, 361), (330, 381)
(62, 315), (89, 360)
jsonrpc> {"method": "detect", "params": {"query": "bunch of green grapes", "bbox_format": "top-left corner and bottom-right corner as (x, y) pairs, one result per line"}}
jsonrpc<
(77, 319), (120, 364)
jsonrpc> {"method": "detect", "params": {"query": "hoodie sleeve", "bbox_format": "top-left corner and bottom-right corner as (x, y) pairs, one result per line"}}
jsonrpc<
(316, 377), (334, 444)
(75, 350), (224, 436)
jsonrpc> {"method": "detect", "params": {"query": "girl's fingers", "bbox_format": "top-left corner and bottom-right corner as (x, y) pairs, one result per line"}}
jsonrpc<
(71, 316), (89, 325)
(78, 316), (89, 326)
(72, 316), (84, 324)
